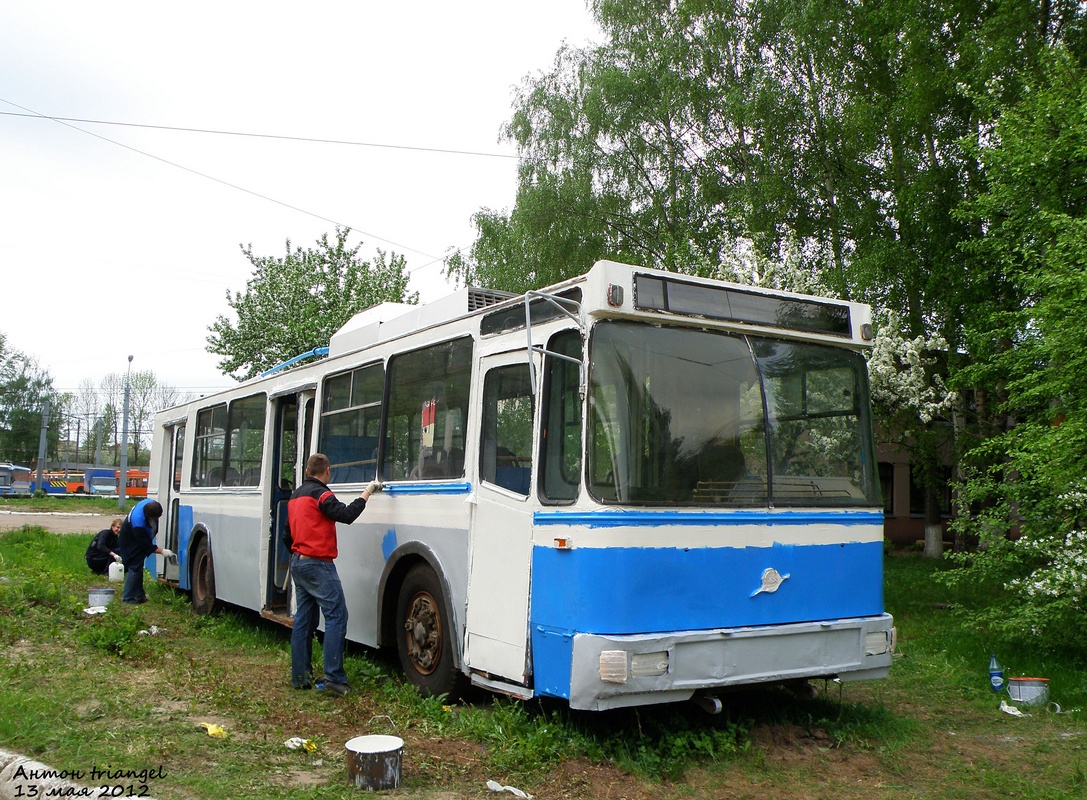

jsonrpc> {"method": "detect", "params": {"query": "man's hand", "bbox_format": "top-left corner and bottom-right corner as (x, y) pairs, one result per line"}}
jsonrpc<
(160, 548), (177, 563)
(364, 480), (384, 496)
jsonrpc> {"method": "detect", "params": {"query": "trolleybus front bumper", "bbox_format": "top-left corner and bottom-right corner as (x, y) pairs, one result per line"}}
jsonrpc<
(545, 613), (895, 711)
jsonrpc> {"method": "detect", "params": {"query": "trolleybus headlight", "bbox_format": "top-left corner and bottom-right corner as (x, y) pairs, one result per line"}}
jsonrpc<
(599, 649), (670, 683)
(864, 630), (891, 656)
(631, 651), (669, 678)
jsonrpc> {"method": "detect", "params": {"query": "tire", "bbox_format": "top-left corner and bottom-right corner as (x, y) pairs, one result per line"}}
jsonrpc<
(395, 564), (467, 700)
(191, 537), (217, 615)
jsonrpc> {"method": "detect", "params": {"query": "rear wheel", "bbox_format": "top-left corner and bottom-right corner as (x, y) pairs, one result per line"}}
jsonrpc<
(191, 538), (217, 614)
(396, 564), (467, 699)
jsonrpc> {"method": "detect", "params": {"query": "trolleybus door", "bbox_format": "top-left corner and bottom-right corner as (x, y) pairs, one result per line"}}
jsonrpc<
(161, 423), (184, 583)
(464, 352), (537, 685)
(266, 389), (314, 613)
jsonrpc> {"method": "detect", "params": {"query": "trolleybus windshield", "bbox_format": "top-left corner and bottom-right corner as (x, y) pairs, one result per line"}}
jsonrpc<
(587, 321), (879, 507)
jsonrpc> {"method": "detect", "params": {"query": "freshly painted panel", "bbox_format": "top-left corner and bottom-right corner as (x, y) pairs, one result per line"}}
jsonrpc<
(530, 539), (886, 702)
(178, 504), (194, 589)
(464, 491), (534, 680)
(530, 540), (884, 635)
(335, 509), (471, 648)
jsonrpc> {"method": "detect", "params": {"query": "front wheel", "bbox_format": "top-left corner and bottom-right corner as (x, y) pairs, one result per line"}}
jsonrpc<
(191, 537), (217, 615)
(395, 564), (467, 700)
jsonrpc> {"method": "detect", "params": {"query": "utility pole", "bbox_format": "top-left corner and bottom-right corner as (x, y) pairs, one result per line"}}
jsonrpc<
(118, 355), (133, 510)
(35, 400), (50, 494)
(93, 418), (103, 468)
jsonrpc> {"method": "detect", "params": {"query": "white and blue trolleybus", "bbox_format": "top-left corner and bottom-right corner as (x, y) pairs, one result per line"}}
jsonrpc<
(147, 261), (894, 710)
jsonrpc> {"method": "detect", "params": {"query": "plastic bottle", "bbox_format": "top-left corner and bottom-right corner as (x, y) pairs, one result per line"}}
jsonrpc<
(989, 653), (1004, 692)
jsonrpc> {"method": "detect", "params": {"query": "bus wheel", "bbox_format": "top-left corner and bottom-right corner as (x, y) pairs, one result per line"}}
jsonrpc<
(396, 564), (466, 699)
(191, 538), (217, 615)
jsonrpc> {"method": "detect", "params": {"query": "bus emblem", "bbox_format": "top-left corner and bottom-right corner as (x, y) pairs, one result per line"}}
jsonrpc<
(751, 568), (790, 597)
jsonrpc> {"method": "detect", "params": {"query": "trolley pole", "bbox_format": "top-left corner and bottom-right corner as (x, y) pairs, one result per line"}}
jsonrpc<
(118, 355), (133, 511)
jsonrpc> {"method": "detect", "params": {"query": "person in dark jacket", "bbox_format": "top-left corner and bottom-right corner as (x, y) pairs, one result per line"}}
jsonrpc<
(287, 453), (381, 695)
(85, 518), (122, 575)
(116, 499), (173, 604)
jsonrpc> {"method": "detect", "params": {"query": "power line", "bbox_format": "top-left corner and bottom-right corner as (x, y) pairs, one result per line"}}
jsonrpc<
(0, 98), (442, 261)
(0, 110), (517, 160)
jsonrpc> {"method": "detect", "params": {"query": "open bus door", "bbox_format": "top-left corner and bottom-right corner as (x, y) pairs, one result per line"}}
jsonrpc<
(160, 423), (185, 584)
(464, 351), (539, 690)
(265, 389), (314, 617)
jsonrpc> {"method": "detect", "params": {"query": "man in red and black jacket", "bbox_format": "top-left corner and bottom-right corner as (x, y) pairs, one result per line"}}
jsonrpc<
(287, 453), (381, 695)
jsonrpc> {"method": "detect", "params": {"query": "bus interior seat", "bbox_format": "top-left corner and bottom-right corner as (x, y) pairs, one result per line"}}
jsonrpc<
(325, 434), (378, 483)
(495, 465), (531, 494)
(493, 447), (530, 493)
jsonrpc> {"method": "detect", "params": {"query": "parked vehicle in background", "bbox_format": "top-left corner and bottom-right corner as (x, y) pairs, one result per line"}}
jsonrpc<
(120, 469), (149, 498)
(27, 469), (72, 493)
(84, 467), (120, 496)
(0, 463), (31, 496)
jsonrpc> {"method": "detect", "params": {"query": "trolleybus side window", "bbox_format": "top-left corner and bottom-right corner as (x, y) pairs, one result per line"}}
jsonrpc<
(191, 404), (227, 487)
(480, 364), (533, 495)
(173, 425), (185, 491)
(384, 337), (473, 481)
(539, 330), (583, 503)
(225, 394), (266, 486)
(319, 362), (384, 484)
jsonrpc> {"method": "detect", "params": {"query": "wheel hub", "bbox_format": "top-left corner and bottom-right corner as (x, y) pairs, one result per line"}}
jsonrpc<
(403, 593), (441, 674)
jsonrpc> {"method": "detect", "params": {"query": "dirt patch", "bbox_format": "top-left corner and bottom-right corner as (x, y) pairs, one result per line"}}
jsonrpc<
(0, 511), (117, 535)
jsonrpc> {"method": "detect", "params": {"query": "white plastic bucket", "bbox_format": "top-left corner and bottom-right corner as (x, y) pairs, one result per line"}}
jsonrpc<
(1007, 677), (1050, 707)
(88, 587), (114, 606)
(345, 734), (403, 790)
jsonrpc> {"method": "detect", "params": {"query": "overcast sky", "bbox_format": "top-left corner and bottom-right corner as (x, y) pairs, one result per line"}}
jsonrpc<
(0, 1), (598, 398)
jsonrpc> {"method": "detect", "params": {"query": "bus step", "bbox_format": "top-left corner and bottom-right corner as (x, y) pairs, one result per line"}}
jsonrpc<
(260, 609), (294, 628)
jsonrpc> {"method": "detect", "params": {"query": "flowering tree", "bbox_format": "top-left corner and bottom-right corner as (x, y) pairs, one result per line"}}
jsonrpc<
(937, 47), (1087, 651)
(208, 228), (416, 380)
(867, 310), (955, 557)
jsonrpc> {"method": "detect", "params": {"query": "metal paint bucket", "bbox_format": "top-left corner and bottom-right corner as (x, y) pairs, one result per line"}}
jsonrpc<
(1007, 677), (1050, 707)
(88, 587), (114, 606)
(345, 734), (403, 790)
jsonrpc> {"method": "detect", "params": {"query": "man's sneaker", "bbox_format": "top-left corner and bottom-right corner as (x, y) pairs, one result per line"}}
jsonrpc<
(315, 681), (349, 696)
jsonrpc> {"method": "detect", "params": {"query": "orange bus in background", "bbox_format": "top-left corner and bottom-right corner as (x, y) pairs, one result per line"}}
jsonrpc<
(64, 469), (149, 495)
(121, 469), (149, 497)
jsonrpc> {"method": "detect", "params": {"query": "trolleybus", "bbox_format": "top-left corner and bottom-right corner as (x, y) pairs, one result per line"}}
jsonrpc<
(147, 260), (894, 710)
(0, 463), (31, 496)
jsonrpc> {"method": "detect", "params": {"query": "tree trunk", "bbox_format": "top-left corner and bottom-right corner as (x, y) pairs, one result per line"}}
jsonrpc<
(923, 476), (944, 559)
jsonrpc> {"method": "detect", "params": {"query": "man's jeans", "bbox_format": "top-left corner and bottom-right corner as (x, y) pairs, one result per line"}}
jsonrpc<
(290, 555), (348, 687)
(122, 563), (146, 603)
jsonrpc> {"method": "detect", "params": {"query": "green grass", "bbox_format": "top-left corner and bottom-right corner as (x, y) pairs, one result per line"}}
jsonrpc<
(0, 494), (137, 513)
(1, 530), (1085, 799)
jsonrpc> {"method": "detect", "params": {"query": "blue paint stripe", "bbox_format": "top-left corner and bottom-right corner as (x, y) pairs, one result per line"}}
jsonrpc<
(383, 481), (472, 496)
(533, 508), (883, 528)
(178, 504), (194, 590)
(381, 528), (397, 560)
